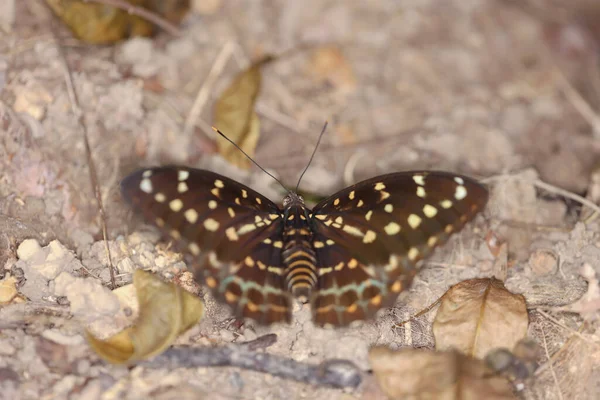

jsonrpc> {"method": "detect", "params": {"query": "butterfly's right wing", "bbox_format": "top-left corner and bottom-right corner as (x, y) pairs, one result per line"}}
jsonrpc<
(309, 171), (488, 326)
(121, 167), (292, 324)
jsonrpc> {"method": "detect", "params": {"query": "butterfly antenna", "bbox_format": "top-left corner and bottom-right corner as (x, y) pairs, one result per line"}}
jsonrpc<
(211, 127), (290, 193)
(295, 121), (328, 193)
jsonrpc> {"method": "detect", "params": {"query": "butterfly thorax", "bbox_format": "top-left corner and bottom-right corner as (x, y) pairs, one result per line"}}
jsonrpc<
(281, 193), (317, 302)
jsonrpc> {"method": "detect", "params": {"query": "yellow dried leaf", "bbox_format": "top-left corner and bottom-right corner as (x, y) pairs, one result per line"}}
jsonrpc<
(87, 269), (204, 364)
(369, 346), (515, 400)
(433, 278), (528, 359)
(45, 0), (190, 44)
(213, 56), (273, 169)
(0, 276), (19, 305)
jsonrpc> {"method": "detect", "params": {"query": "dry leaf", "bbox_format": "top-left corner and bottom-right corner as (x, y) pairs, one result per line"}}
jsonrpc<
(433, 278), (528, 359)
(87, 269), (204, 364)
(213, 56), (273, 169)
(369, 346), (515, 400)
(45, 0), (189, 44)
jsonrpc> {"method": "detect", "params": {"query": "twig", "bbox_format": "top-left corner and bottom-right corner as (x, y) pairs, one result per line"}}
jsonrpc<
(49, 17), (117, 288)
(482, 174), (600, 217)
(143, 345), (362, 389)
(540, 324), (564, 400)
(237, 333), (278, 351)
(535, 310), (599, 348)
(84, 0), (182, 37)
(182, 41), (235, 139)
(553, 67), (600, 137)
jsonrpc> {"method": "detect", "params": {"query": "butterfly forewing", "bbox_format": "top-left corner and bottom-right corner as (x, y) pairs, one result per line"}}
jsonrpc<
(309, 171), (488, 326)
(121, 167), (292, 324)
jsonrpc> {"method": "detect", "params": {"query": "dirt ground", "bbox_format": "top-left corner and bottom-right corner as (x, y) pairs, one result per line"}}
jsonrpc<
(2, 0), (600, 399)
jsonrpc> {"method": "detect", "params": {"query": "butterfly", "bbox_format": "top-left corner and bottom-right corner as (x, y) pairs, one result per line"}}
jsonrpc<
(121, 167), (488, 326)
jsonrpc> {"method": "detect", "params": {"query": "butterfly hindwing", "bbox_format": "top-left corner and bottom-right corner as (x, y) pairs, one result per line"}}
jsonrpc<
(121, 167), (292, 324)
(309, 171), (488, 326)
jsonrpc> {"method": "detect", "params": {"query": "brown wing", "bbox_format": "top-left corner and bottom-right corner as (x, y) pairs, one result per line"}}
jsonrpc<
(121, 166), (292, 324)
(309, 171), (488, 326)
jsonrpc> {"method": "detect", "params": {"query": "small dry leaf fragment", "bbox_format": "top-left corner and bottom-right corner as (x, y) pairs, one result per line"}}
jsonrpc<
(308, 46), (356, 92)
(369, 346), (515, 400)
(213, 56), (274, 169)
(86, 269), (204, 364)
(433, 278), (528, 359)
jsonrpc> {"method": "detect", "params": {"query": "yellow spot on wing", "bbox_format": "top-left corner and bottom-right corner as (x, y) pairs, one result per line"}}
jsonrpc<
(214, 179), (224, 188)
(314, 241), (325, 248)
(384, 204), (394, 213)
(374, 182), (386, 190)
(408, 214), (421, 229)
(245, 256), (254, 266)
(242, 189), (248, 198)
(211, 188), (220, 197)
(205, 277), (217, 288)
(416, 186), (426, 198)
(342, 224), (364, 237)
(226, 227), (239, 241)
(365, 210), (373, 221)
(154, 193), (166, 202)
(440, 199), (453, 209)
(423, 204), (438, 218)
(363, 230), (377, 243)
(237, 224), (257, 234)
(189, 243), (200, 255)
(177, 181), (188, 193)
(348, 259), (358, 269)
(184, 209), (199, 224)
(384, 222), (401, 235)
(204, 218), (220, 231)
(357, 199), (364, 207)
(390, 281), (402, 293)
(208, 200), (217, 209)
(408, 247), (419, 261)
(169, 199), (183, 212)
(349, 191), (355, 200)
(333, 198), (340, 206)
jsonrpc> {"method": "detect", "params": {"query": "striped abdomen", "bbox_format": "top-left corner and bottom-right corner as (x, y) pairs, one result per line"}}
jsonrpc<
(282, 206), (317, 301)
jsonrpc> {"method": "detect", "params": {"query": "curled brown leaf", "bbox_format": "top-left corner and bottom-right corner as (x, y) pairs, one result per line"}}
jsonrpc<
(87, 269), (204, 364)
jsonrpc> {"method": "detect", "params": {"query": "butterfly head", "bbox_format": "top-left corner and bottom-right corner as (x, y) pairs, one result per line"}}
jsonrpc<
(283, 192), (305, 209)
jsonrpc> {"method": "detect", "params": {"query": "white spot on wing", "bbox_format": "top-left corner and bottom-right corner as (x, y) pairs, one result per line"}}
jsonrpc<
(142, 170), (152, 178)
(413, 175), (425, 186)
(455, 185), (468, 200)
(178, 170), (189, 181)
(140, 179), (153, 193)
(454, 176), (464, 185)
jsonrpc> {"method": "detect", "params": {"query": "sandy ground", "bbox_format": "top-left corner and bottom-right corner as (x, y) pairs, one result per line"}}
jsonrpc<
(1, 0), (600, 399)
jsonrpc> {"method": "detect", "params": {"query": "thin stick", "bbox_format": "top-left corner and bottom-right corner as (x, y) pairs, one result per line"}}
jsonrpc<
(540, 324), (564, 400)
(143, 345), (362, 389)
(50, 19), (117, 288)
(182, 42), (235, 139)
(84, 0), (182, 37)
(535, 310), (599, 348)
(482, 174), (600, 216)
(553, 67), (600, 137)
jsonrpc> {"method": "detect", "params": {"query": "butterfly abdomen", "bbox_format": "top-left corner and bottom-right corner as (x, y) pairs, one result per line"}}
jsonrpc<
(281, 205), (318, 301)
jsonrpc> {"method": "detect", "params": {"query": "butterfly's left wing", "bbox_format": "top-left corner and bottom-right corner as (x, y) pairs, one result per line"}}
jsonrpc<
(121, 166), (292, 324)
(309, 171), (488, 326)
